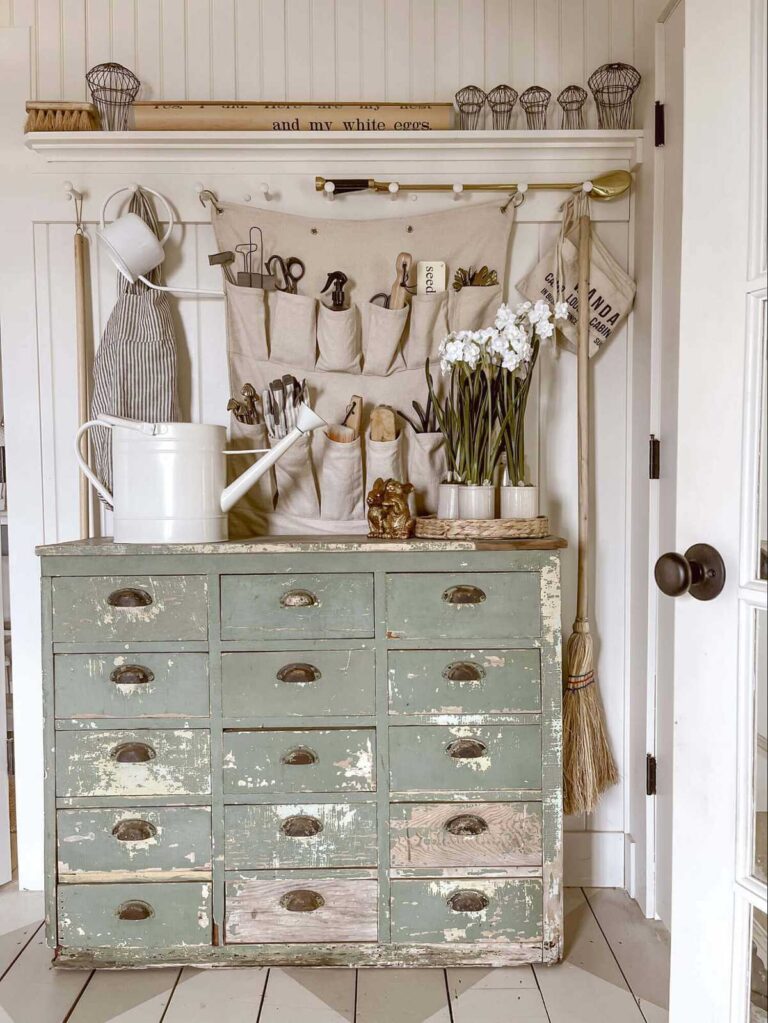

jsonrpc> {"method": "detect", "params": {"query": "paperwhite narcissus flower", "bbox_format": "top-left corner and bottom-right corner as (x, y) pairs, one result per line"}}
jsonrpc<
(554, 300), (570, 321)
(439, 300), (556, 375)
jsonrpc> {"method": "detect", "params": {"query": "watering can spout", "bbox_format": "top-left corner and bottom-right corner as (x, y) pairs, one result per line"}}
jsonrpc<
(220, 402), (326, 514)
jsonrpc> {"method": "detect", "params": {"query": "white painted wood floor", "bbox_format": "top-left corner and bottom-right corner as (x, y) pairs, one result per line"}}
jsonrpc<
(0, 884), (669, 1023)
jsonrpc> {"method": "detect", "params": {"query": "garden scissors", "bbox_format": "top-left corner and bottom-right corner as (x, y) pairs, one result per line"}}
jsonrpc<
(266, 254), (306, 294)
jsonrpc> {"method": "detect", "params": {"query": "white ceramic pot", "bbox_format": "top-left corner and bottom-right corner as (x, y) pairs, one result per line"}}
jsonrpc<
(437, 483), (460, 519)
(458, 484), (495, 520)
(500, 484), (539, 519)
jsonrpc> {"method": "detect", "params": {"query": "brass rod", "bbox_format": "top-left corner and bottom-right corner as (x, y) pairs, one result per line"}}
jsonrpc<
(315, 169), (631, 201)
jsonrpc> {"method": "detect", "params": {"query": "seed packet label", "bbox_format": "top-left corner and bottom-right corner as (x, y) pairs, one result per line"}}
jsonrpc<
(417, 261), (446, 295)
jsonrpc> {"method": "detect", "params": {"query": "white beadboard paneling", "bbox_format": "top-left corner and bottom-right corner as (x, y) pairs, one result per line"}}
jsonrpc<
(459, 0), (485, 87)
(534, 0), (560, 98)
(285, 0), (312, 100)
(434, 0), (460, 102)
(136, 0), (162, 99)
(13, 0), (37, 97)
(211, 0), (237, 99)
(186, 0), (213, 99)
(85, 0), (112, 72)
(161, 0), (188, 98)
(484, 0), (512, 90)
(385, 0), (411, 102)
(411, 0), (436, 101)
(361, 0), (386, 99)
(311, 0), (337, 99)
(610, 0), (634, 64)
(36, 0), (62, 99)
(512, 0), (535, 100)
(559, 0), (586, 122)
(261, 0), (287, 98)
(334, 0), (362, 99)
(111, 0), (137, 72)
(235, 0), (262, 99)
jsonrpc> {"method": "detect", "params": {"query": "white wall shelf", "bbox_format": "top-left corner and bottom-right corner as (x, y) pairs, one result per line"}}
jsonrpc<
(24, 129), (644, 167)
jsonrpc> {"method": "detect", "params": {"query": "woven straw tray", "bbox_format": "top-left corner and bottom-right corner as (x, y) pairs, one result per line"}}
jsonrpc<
(414, 515), (550, 539)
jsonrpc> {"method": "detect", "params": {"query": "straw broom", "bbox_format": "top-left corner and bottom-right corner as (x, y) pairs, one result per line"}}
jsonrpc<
(562, 208), (618, 816)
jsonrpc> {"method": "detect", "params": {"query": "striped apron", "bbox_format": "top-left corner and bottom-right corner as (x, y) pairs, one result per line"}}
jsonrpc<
(90, 189), (179, 499)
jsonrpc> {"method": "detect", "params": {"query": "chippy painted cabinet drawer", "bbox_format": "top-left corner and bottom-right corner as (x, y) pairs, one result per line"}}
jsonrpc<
(39, 536), (564, 969)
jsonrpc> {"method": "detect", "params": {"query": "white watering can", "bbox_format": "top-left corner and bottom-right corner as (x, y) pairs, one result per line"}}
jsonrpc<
(75, 404), (325, 543)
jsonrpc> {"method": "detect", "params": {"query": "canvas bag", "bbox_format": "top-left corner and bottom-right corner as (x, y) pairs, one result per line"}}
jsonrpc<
(516, 195), (636, 357)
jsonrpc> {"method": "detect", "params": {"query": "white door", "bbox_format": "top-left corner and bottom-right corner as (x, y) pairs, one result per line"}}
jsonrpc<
(664, 0), (767, 1019)
(647, 0), (685, 930)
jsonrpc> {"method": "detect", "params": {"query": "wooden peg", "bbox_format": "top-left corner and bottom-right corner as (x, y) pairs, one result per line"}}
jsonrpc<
(370, 405), (398, 442)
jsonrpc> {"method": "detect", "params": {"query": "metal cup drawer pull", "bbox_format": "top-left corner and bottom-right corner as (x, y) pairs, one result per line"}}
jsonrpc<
(276, 662), (321, 684)
(442, 584), (486, 605)
(280, 889), (325, 913)
(446, 738), (488, 760)
(444, 813), (489, 837)
(442, 661), (486, 683)
(280, 589), (319, 609)
(109, 664), (154, 686)
(116, 900), (154, 921)
(112, 818), (157, 842)
(110, 741), (157, 764)
(280, 814), (324, 838)
(281, 746), (318, 766)
(106, 587), (153, 608)
(447, 889), (490, 913)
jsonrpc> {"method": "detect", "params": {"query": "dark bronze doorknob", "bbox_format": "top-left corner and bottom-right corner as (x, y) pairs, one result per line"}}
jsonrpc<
(654, 543), (726, 601)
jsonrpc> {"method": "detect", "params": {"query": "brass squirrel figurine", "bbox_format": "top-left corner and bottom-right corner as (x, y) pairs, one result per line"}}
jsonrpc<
(366, 478), (415, 539)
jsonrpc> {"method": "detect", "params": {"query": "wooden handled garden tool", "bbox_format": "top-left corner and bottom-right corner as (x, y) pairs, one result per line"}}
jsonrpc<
(73, 200), (90, 539)
(562, 207), (618, 817)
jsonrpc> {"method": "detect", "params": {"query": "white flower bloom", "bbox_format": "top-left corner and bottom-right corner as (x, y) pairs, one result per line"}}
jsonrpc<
(516, 301), (532, 314)
(494, 303), (515, 330)
(535, 319), (555, 340)
(501, 348), (522, 372)
(555, 300), (570, 321)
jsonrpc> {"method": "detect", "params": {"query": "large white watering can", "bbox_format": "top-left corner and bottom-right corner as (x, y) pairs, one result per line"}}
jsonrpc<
(76, 404), (325, 543)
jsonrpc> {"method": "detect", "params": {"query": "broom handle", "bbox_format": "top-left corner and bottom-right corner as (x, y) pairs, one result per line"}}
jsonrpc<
(576, 213), (591, 623)
(75, 230), (89, 539)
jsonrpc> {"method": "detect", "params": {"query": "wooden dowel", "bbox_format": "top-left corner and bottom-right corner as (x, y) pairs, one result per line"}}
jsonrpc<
(576, 213), (591, 622)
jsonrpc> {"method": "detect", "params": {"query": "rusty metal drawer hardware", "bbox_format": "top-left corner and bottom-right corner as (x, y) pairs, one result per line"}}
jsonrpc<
(112, 818), (157, 842)
(443, 813), (489, 837)
(280, 589), (319, 608)
(280, 889), (325, 913)
(110, 741), (157, 764)
(280, 814), (324, 838)
(442, 584), (486, 605)
(116, 900), (155, 921)
(446, 890), (490, 913)
(276, 662), (321, 684)
(109, 664), (155, 686)
(442, 661), (486, 683)
(445, 738), (487, 760)
(107, 587), (153, 608)
(281, 746), (318, 766)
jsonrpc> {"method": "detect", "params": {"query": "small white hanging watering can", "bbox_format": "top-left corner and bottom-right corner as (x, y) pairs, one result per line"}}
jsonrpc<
(76, 405), (325, 543)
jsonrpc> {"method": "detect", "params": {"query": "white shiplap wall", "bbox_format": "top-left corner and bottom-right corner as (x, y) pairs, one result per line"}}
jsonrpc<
(0, 1), (639, 891)
(6, 0), (634, 119)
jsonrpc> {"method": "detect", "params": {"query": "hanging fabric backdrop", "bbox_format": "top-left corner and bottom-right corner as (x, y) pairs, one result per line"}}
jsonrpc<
(212, 200), (513, 536)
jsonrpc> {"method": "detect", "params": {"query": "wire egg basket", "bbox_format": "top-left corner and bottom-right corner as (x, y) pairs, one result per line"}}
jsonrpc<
(455, 85), (487, 130)
(557, 85), (588, 129)
(486, 84), (518, 129)
(86, 62), (140, 131)
(587, 63), (641, 129)
(520, 86), (551, 130)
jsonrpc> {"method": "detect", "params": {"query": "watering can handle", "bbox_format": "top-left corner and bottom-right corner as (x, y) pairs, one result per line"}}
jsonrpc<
(100, 185), (175, 247)
(75, 420), (113, 507)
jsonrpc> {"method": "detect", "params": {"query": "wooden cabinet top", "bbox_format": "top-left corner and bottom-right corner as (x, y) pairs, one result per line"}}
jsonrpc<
(36, 534), (567, 557)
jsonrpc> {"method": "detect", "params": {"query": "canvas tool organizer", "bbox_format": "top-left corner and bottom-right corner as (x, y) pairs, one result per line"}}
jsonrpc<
(211, 201), (513, 537)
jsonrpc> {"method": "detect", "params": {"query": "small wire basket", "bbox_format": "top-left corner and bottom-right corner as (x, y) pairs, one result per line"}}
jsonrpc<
(455, 85), (487, 130)
(557, 85), (588, 129)
(588, 63), (641, 129)
(86, 62), (140, 131)
(486, 84), (518, 129)
(520, 86), (551, 129)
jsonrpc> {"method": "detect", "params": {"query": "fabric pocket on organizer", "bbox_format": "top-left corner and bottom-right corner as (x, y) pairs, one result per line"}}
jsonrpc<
(365, 429), (404, 496)
(405, 292), (449, 369)
(319, 434), (365, 521)
(268, 291), (317, 369)
(316, 304), (361, 374)
(448, 283), (503, 333)
(361, 302), (408, 376)
(406, 429), (448, 516)
(273, 432), (320, 518)
(226, 420), (276, 539)
(225, 281), (269, 378)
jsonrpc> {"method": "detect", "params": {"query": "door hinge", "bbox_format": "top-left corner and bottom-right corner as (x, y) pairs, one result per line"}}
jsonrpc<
(655, 101), (665, 146)
(649, 434), (660, 479)
(646, 754), (657, 796)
